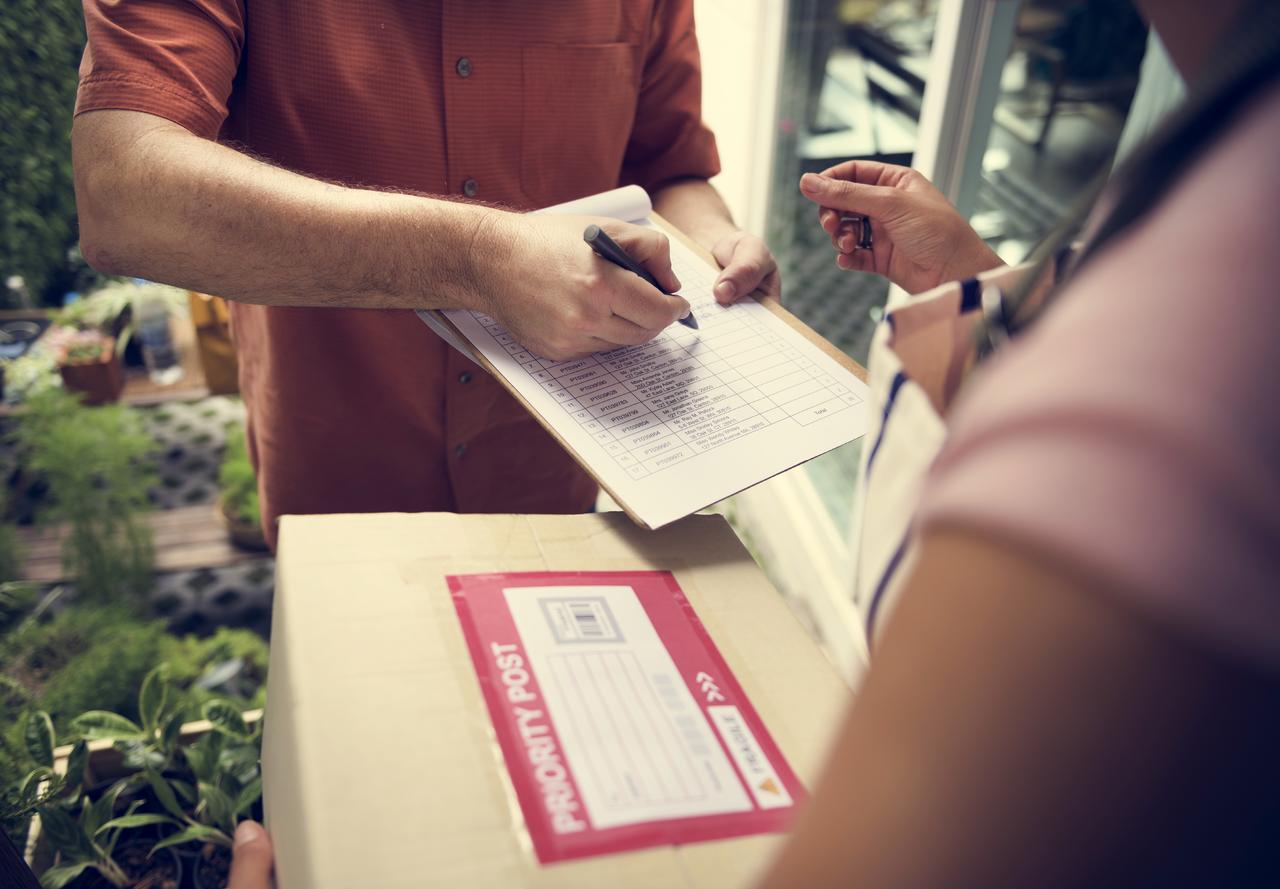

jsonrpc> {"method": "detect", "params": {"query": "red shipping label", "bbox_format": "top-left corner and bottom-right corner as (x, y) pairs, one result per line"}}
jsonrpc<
(448, 570), (806, 863)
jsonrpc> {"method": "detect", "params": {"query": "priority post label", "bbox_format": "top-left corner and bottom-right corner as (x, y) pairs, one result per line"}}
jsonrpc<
(448, 570), (806, 863)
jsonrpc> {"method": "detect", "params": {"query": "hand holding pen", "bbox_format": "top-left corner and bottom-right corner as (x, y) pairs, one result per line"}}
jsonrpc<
(467, 214), (690, 363)
(584, 225), (698, 329)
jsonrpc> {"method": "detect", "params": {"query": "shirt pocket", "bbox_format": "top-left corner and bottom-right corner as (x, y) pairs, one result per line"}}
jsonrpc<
(521, 42), (640, 208)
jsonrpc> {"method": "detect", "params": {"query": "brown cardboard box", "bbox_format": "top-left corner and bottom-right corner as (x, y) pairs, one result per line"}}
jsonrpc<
(263, 512), (848, 889)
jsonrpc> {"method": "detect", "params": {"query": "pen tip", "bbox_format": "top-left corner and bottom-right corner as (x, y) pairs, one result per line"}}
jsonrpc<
(680, 313), (699, 330)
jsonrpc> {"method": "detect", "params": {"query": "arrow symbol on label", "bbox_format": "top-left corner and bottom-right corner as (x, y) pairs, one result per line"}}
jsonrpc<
(695, 671), (726, 703)
(758, 778), (781, 796)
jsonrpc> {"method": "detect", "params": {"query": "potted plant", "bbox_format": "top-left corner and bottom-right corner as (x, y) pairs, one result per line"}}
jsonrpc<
(44, 329), (123, 407)
(55, 282), (187, 372)
(0, 343), (61, 406)
(8, 667), (263, 889)
(26, 784), (183, 889)
(12, 389), (155, 603)
(217, 424), (266, 552)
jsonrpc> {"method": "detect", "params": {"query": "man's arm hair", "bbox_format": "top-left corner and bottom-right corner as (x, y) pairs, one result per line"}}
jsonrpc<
(73, 109), (508, 310)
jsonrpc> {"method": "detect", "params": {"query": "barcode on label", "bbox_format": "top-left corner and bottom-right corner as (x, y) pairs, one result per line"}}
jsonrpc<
(569, 602), (604, 638)
(540, 597), (624, 644)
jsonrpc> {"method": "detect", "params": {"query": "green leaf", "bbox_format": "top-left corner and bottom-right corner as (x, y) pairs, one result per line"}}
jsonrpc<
(24, 711), (55, 769)
(36, 805), (87, 857)
(171, 779), (197, 806)
(201, 700), (248, 737)
(39, 862), (92, 889)
(83, 780), (126, 838)
(138, 664), (170, 734)
(18, 767), (54, 800)
(160, 710), (185, 756)
(7, 769), (58, 819)
(199, 781), (236, 834)
(234, 777), (262, 815)
(70, 711), (144, 741)
(143, 770), (188, 822)
(63, 740), (88, 797)
(115, 739), (164, 772)
(218, 743), (261, 786)
(100, 800), (141, 858)
(95, 813), (178, 835)
(185, 732), (224, 783)
(150, 824), (232, 854)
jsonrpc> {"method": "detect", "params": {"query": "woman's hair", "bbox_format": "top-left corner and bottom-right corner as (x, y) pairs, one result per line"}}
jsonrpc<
(996, 1), (1280, 342)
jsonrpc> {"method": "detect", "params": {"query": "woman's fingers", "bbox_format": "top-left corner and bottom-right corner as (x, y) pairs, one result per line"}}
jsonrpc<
(818, 206), (863, 254)
(819, 206), (840, 235)
(818, 158), (902, 185)
(836, 249), (875, 272)
(800, 174), (899, 217)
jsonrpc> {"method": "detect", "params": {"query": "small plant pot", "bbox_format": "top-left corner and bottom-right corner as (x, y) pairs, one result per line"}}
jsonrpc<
(188, 842), (232, 889)
(69, 835), (183, 889)
(58, 353), (125, 405)
(217, 498), (268, 552)
(25, 710), (264, 886)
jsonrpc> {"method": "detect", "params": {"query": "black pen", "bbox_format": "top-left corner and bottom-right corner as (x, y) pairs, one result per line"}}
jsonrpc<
(583, 225), (698, 329)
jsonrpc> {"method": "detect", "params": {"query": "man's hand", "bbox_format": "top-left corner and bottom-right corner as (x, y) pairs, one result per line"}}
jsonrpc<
(800, 161), (1004, 294)
(710, 231), (781, 305)
(228, 821), (273, 889)
(648, 177), (781, 306)
(473, 214), (691, 362)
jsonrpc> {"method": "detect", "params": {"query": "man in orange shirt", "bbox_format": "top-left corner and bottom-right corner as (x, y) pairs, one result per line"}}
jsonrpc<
(72, 2), (778, 546)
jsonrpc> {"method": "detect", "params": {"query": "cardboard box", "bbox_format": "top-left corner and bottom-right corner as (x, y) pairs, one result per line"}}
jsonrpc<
(263, 512), (848, 888)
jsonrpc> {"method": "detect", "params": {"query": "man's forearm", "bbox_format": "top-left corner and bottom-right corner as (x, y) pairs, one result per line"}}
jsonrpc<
(73, 110), (507, 311)
(651, 177), (738, 250)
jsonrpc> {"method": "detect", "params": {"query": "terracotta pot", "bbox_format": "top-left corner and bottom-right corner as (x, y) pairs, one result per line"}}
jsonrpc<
(218, 498), (268, 552)
(58, 350), (124, 405)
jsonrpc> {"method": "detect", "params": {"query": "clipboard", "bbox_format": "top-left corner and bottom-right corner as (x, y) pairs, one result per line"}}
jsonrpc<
(418, 194), (869, 529)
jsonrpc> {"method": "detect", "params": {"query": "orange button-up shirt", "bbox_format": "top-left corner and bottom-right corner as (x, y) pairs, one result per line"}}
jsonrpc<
(77, 1), (720, 546)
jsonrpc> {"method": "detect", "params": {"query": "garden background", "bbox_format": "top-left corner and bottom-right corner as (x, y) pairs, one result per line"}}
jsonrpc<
(2, 5), (274, 886)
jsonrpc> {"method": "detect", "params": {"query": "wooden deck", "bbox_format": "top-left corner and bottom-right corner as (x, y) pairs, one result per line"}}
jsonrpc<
(18, 504), (264, 584)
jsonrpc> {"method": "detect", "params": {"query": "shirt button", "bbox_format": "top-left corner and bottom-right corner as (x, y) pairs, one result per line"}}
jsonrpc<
(462, 178), (478, 197)
(458, 371), (472, 384)
(455, 443), (468, 458)
(456, 57), (472, 78)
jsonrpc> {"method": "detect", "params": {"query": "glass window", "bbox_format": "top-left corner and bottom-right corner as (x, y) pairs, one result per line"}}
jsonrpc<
(764, 0), (1150, 535)
(971, 0), (1148, 264)
(767, 0), (942, 533)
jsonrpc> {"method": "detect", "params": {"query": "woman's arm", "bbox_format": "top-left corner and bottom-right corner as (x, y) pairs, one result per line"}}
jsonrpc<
(756, 527), (1279, 888)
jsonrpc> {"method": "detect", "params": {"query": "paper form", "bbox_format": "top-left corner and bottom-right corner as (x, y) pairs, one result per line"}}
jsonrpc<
(448, 570), (806, 863)
(429, 186), (870, 528)
(504, 585), (753, 829)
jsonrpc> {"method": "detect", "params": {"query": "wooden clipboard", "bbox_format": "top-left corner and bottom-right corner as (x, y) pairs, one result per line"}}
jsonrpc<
(424, 215), (869, 528)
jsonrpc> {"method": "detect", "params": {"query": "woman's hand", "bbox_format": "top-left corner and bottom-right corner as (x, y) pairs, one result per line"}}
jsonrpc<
(800, 161), (1004, 294)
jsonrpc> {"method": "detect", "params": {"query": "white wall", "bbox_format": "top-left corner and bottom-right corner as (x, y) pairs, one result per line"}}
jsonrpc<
(694, 0), (784, 236)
